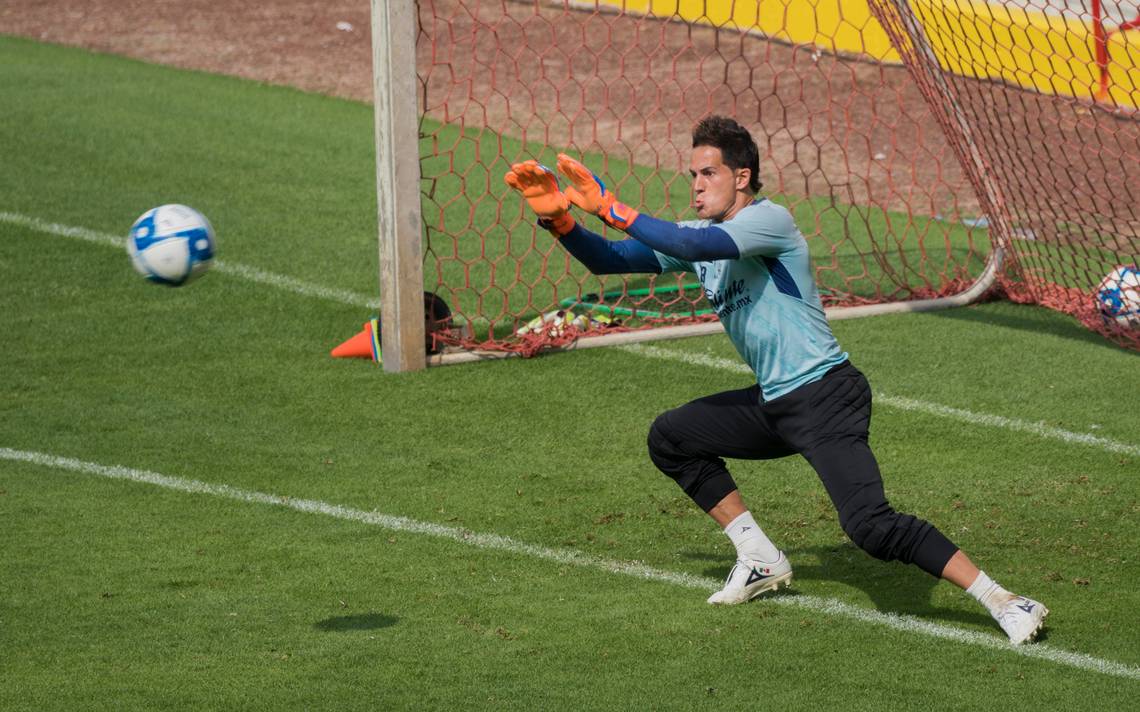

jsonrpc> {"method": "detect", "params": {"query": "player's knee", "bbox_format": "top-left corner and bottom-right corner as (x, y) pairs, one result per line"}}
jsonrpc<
(646, 413), (669, 452)
(647, 414), (681, 475)
(842, 510), (897, 561)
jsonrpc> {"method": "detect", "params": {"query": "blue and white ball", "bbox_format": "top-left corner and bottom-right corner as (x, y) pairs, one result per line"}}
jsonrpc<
(1095, 265), (1140, 326)
(127, 204), (215, 286)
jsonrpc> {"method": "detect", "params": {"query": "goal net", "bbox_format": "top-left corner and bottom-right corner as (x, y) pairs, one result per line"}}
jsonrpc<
(410, 1), (1139, 356)
(867, 0), (1139, 348)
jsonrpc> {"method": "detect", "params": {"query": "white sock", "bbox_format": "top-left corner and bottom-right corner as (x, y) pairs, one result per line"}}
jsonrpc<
(724, 511), (781, 563)
(966, 571), (1012, 615)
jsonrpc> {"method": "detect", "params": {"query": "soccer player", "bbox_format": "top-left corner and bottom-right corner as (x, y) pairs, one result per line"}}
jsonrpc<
(504, 115), (1049, 645)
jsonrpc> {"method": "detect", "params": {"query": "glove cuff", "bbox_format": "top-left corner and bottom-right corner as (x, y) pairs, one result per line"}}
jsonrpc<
(537, 213), (576, 237)
(602, 201), (640, 232)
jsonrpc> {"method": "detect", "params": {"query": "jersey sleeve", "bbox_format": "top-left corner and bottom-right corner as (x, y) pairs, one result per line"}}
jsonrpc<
(558, 222), (663, 274)
(717, 201), (800, 258)
(650, 217), (705, 273)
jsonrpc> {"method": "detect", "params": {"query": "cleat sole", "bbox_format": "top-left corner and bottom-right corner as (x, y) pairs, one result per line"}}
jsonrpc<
(744, 572), (793, 601)
(1011, 606), (1049, 645)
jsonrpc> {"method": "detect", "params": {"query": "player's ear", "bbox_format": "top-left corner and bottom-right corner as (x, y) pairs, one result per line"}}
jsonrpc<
(735, 167), (751, 191)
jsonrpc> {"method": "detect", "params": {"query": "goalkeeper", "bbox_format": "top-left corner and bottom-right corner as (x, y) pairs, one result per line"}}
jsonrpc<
(504, 115), (1048, 645)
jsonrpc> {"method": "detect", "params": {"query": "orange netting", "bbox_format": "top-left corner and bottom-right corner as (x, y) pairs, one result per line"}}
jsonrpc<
(869, 0), (1139, 350)
(415, 1), (1138, 355)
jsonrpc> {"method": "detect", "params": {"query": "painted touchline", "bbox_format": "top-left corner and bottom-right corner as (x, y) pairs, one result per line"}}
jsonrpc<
(2, 446), (1138, 682)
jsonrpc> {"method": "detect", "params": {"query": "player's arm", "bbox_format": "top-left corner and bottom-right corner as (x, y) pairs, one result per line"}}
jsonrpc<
(558, 222), (662, 275)
(556, 154), (740, 262)
(626, 215), (739, 261)
(504, 160), (661, 275)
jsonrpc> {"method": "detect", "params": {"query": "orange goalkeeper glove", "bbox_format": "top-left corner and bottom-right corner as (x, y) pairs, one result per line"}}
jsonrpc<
(504, 160), (575, 236)
(556, 153), (640, 231)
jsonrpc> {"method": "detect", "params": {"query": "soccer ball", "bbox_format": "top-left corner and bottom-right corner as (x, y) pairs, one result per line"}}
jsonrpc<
(1095, 265), (1140, 326)
(127, 204), (216, 286)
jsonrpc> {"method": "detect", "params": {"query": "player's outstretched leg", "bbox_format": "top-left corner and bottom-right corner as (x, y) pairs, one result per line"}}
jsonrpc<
(800, 363), (1049, 643)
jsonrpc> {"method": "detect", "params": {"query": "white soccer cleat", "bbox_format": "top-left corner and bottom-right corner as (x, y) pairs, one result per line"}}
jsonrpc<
(707, 553), (793, 605)
(993, 594), (1049, 645)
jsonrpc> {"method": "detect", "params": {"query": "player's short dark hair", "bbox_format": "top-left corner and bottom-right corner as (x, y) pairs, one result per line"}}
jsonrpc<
(692, 115), (762, 193)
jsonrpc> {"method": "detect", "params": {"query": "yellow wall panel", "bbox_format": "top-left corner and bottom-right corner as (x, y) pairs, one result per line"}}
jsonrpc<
(582, 0), (1140, 107)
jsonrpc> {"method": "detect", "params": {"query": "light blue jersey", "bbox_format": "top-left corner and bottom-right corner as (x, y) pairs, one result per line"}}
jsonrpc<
(654, 199), (848, 400)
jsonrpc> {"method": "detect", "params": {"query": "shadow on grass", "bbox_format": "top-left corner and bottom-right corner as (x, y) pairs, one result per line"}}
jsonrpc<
(692, 544), (995, 629)
(314, 613), (399, 632)
(932, 302), (1129, 353)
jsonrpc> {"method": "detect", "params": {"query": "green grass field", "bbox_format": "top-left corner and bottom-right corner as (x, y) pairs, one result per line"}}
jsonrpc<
(2, 36), (1139, 710)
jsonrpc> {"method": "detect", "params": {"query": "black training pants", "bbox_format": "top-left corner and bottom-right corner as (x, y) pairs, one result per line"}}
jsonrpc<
(646, 360), (958, 578)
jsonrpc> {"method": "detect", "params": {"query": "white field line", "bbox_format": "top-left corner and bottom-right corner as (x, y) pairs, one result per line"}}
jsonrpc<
(2, 446), (1139, 682)
(8, 209), (1137, 457)
(0, 211), (382, 310)
(620, 344), (1140, 458)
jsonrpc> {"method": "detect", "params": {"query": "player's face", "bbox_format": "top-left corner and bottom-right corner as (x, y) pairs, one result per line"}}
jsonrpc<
(689, 146), (749, 222)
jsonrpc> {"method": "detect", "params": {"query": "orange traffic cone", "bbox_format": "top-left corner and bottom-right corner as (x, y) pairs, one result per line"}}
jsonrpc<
(330, 319), (382, 361)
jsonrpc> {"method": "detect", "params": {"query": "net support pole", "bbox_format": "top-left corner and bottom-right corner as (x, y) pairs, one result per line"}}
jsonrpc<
(875, 0), (1019, 263)
(371, 0), (425, 372)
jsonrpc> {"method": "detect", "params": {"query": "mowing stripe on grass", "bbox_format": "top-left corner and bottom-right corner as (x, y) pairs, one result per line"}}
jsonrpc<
(621, 344), (1140, 458)
(3, 445), (1138, 682)
(0, 210), (381, 309)
(9, 209), (1138, 458)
